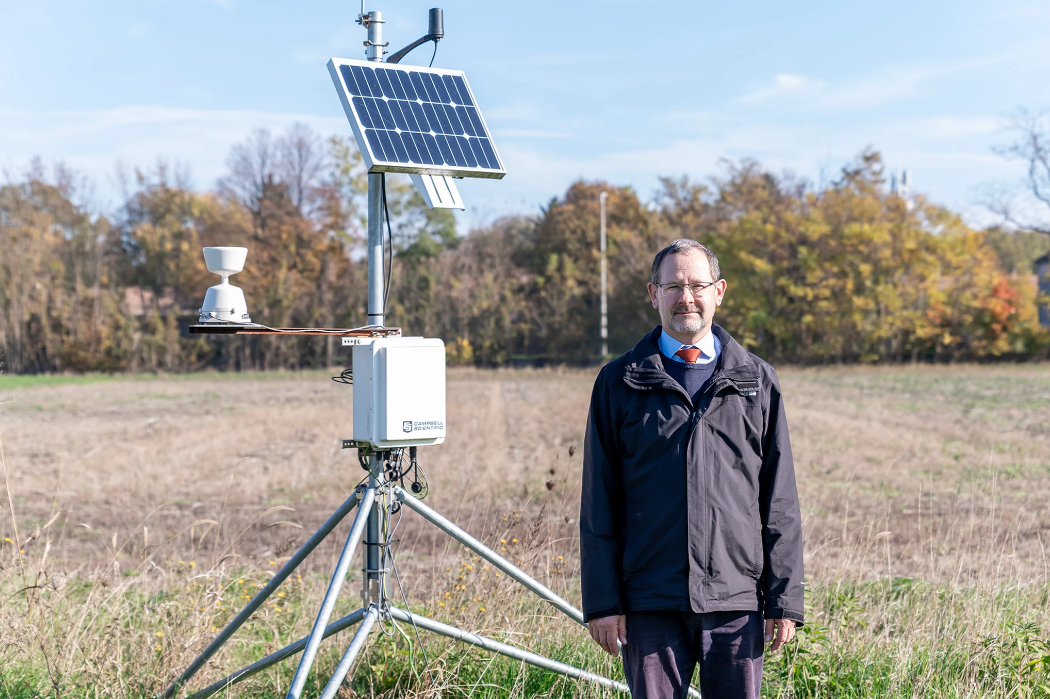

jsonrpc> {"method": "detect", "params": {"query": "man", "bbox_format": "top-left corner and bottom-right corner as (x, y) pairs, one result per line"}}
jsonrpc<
(580, 239), (804, 699)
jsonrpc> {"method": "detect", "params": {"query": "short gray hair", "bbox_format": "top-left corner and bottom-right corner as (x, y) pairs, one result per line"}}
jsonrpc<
(650, 239), (720, 285)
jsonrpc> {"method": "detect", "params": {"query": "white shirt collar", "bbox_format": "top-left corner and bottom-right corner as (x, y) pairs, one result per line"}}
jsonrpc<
(658, 327), (721, 364)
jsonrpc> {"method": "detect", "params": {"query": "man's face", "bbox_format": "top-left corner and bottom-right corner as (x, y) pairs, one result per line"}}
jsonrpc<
(646, 250), (727, 338)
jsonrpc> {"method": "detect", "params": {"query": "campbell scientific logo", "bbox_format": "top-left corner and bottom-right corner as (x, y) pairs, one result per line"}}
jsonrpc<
(402, 419), (444, 433)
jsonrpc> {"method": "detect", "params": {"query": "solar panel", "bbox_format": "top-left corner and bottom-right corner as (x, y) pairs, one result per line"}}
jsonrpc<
(327, 58), (506, 180)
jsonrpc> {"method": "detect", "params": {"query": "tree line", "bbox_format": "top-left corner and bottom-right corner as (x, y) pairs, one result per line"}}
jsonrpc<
(1, 125), (1047, 374)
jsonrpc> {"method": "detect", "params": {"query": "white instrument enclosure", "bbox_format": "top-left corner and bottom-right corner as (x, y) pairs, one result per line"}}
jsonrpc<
(352, 337), (446, 448)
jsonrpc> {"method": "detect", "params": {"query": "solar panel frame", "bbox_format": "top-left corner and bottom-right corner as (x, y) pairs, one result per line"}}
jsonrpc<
(327, 58), (506, 180)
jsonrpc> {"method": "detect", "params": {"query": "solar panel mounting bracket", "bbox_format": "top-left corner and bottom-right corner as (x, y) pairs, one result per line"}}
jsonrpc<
(410, 173), (464, 209)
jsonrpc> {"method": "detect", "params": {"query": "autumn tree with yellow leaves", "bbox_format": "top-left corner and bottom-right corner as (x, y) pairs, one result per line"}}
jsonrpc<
(0, 133), (1045, 374)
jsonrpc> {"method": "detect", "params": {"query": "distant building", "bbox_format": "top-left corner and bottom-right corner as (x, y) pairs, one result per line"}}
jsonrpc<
(1037, 253), (1050, 327)
(123, 286), (177, 317)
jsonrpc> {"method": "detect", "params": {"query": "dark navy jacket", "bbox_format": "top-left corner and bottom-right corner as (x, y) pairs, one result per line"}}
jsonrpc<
(580, 325), (805, 625)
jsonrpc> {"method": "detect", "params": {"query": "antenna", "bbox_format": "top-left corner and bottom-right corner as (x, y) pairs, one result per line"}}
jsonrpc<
(386, 8), (443, 65)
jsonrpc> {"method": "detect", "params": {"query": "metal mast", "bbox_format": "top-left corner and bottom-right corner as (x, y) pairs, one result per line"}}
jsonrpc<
(599, 191), (608, 359)
(360, 6), (387, 626)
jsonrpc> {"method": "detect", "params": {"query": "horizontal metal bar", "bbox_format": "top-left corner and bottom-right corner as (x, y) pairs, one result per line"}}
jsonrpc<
(161, 490), (363, 699)
(287, 487), (376, 699)
(188, 324), (401, 336)
(393, 486), (585, 625)
(388, 607), (629, 694)
(184, 608), (368, 699)
(318, 605), (380, 699)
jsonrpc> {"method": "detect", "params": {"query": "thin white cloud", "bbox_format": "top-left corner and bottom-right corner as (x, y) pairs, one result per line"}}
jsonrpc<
(734, 73), (825, 105)
(733, 56), (1013, 113)
(492, 129), (573, 139)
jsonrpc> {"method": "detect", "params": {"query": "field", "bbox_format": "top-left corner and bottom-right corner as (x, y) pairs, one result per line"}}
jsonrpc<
(1, 365), (1050, 698)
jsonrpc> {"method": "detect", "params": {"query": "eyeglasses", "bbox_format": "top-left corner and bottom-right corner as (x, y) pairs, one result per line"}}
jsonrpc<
(654, 280), (719, 297)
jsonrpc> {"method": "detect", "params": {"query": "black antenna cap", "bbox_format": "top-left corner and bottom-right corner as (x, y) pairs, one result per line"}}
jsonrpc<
(428, 8), (443, 39)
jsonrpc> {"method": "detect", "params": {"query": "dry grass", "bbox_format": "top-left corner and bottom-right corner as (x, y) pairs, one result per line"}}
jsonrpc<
(1, 365), (1049, 697)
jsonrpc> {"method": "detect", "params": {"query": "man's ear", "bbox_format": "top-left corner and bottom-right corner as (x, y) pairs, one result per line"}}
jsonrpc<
(647, 283), (659, 309)
(714, 279), (727, 307)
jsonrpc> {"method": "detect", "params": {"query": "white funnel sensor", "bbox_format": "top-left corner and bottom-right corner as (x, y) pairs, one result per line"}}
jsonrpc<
(199, 247), (251, 323)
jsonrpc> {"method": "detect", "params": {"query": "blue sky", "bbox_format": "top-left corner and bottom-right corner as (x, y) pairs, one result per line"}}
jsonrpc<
(2, 0), (1049, 230)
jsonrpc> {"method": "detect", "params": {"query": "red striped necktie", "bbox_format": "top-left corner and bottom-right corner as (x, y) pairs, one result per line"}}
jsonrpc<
(675, 347), (702, 363)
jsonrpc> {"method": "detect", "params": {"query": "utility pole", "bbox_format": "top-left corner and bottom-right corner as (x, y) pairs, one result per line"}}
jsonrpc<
(599, 191), (608, 359)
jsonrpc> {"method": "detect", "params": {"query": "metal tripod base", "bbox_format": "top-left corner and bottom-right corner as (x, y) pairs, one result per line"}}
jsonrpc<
(164, 480), (697, 698)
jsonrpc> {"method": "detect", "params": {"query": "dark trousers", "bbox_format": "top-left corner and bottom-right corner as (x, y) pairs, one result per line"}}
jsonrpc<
(621, 610), (764, 699)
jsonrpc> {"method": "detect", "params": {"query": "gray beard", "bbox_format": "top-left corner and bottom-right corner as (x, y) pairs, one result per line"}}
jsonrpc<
(667, 307), (706, 334)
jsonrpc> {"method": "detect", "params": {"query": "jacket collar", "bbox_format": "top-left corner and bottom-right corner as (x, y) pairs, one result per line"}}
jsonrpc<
(623, 324), (759, 394)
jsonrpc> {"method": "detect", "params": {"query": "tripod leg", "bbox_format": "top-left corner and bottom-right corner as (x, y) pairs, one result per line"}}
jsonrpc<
(387, 607), (630, 694)
(160, 490), (364, 699)
(184, 608), (367, 699)
(317, 604), (380, 699)
(393, 486), (586, 625)
(286, 487), (376, 699)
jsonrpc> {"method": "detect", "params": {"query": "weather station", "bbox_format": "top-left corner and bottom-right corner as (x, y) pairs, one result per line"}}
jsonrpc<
(162, 6), (646, 699)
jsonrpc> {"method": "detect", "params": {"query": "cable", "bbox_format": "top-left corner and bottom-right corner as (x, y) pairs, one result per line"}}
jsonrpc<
(196, 317), (392, 336)
(389, 526), (433, 681)
(381, 173), (394, 317)
(331, 367), (353, 385)
(429, 40), (438, 67)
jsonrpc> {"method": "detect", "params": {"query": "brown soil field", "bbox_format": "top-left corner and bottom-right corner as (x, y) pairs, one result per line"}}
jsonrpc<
(2, 365), (1049, 591)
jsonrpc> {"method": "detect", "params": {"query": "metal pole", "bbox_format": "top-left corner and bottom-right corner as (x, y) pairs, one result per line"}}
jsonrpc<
(286, 487), (376, 699)
(599, 190), (608, 359)
(387, 608), (630, 694)
(363, 459), (381, 606)
(185, 609), (368, 699)
(318, 605), (380, 699)
(393, 486), (585, 625)
(367, 174), (384, 327)
(364, 10), (385, 63)
(160, 491), (363, 699)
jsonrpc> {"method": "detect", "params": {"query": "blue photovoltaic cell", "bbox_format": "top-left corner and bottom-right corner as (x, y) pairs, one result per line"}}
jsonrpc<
(363, 69), (383, 98)
(451, 75), (474, 107)
(363, 99), (383, 129)
(398, 101), (419, 132)
(416, 135), (433, 163)
(334, 61), (502, 173)
(388, 102), (409, 131)
(420, 103), (442, 133)
(400, 132), (421, 163)
(365, 130), (386, 161)
(441, 75), (463, 105)
(409, 102), (430, 132)
(459, 138), (477, 167)
(431, 73), (451, 103)
(375, 69), (396, 99)
(351, 66), (372, 96)
(455, 106), (475, 136)
(421, 73), (443, 103)
(421, 133), (440, 162)
(409, 72), (430, 102)
(396, 71), (417, 101)
(386, 70), (407, 100)
(468, 138), (489, 168)
(340, 65), (361, 96)
(353, 97), (373, 128)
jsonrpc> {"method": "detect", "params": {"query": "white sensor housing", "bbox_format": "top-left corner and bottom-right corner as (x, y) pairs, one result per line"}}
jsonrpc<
(352, 337), (446, 448)
(199, 246), (251, 323)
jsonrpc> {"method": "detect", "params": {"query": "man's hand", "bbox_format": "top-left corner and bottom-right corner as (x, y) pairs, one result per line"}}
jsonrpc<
(588, 615), (627, 657)
(764, 617), (796, 652)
